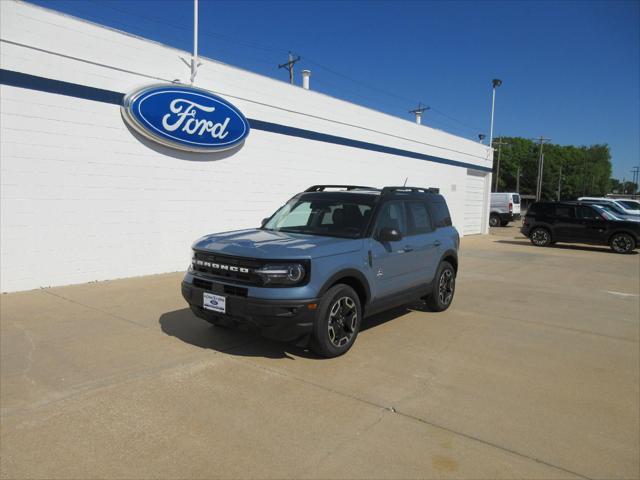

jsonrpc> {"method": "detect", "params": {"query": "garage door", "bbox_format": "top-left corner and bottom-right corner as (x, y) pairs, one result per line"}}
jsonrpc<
(464, 170), (486, 235)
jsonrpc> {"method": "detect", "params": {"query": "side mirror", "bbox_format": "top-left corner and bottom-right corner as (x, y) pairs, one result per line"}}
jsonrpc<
(378, 227), (402, 242)
(261, 218), (269, 227)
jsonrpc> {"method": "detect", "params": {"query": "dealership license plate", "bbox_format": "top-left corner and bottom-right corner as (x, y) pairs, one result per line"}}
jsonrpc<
(203, 292), (226, 314)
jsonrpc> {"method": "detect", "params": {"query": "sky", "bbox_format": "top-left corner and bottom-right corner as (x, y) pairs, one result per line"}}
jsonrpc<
(27, 0), (640, 180)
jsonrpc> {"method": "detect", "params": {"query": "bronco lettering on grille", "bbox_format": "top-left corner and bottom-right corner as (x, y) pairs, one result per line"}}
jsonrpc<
(193, 259), (249, 273)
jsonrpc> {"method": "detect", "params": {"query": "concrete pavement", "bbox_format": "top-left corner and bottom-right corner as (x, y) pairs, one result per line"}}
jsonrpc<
(1, 230), (639, 479)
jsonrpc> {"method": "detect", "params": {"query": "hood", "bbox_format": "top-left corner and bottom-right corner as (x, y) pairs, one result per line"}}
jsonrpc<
(192, 229), (364, 259)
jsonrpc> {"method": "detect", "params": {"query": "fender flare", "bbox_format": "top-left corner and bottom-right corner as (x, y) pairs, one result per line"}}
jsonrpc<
(439, 249), (459, 272)
(318, 268), (372, 306)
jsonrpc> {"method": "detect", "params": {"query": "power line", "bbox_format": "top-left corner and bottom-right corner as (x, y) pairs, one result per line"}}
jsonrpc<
(86, 0), (483, 137)
(409, 102), (430, 125)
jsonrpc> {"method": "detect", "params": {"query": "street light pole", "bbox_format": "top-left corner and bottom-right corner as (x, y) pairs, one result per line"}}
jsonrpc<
(190, 0), (199, 84)
(488, 79), (502, 149)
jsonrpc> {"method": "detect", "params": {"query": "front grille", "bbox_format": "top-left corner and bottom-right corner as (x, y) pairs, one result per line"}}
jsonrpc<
(192, 250), (265, 286)
(224, 285), (248, 297)
(192, 277), (213, 290)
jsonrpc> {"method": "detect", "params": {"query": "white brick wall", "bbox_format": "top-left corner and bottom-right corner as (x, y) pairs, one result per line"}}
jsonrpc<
(0, 1), (492, 292)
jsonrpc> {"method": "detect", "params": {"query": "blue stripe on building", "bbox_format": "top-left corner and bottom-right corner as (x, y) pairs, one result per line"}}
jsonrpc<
(0, 69), (492, 172)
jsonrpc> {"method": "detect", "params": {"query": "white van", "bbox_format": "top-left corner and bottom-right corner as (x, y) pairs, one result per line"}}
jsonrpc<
(489, 192), (521, 227)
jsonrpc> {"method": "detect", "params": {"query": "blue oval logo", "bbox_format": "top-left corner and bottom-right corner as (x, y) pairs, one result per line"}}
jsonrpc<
(122, 84), (250, 152)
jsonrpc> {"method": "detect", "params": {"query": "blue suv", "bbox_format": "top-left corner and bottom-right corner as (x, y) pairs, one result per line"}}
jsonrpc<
(181, 185), (459, 357)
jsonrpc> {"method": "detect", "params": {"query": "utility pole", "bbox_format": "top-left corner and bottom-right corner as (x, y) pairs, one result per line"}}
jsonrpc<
(557, 162), (563, 201)
(278, 52), (301, 85)
(492, 137), (509, 192)
(409, 102), (430, 125)
(516, 165), (521, 193)
(631, 166), (640, 194)
(535, 136), (551, 201)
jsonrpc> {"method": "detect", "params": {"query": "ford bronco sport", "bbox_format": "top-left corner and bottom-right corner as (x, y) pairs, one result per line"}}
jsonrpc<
(181, 185), (459, 357)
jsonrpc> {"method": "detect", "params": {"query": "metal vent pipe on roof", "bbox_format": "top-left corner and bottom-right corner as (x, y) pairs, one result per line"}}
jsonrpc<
(302, 70), (311, 90)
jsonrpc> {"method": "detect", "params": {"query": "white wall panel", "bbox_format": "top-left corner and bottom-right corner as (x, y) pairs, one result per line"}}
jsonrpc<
(1, 1), (492, 292)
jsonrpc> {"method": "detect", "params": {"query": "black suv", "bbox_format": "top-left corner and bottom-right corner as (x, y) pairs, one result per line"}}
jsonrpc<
(522, 202), (640, 253)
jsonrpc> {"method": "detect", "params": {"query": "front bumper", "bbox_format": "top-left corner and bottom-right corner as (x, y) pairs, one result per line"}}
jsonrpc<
(181, 278), (318, 342)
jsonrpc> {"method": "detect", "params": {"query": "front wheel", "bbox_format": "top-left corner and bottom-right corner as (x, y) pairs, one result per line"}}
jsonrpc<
(610, 233), (636, 254)
(312, 284), (362, 358)
(425, 261), (456, 312)
(530, 227), (552, 247)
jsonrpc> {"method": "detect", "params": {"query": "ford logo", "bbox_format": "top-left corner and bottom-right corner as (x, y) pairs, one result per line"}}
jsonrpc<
(122, 84), (250, 152)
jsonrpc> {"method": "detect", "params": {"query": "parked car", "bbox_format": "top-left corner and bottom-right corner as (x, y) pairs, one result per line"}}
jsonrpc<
(521, 201), (640, 253)
(181, 185), (460, 357)
(578, 197), (639, 216)
(489, 192), (521, 227)
(591, 204), (640, 222)
(615, 199), (640, 212)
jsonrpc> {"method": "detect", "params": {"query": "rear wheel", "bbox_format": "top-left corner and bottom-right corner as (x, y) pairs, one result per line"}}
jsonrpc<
(489, 214), (500, 228)
(610, 233), (636, 254)
(530, 227), (552, 247)
(312, 284), (362, 358)
(425, 261), (456, 312)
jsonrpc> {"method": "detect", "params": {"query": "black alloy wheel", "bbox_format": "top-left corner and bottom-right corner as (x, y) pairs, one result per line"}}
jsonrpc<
(425, 261), (456, 312)
(530, 227), (552, 247)
(312, 284), (362, 358)
(610, 233), (636, 254)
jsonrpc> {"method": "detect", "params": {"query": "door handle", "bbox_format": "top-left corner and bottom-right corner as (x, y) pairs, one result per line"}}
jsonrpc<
(403, 245), (414, 252)
(432, 240), (441, 247)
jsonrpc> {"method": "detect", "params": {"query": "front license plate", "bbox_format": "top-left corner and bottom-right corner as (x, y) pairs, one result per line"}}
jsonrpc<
(203, 292), (226, 314)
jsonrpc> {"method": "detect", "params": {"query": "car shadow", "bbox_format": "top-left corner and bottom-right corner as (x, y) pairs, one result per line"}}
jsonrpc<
(159, 303), (424, 360)
(495, 239), (638, 255)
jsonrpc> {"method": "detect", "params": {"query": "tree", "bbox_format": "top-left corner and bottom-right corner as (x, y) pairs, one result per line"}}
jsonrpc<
(492, 138), (612, 200)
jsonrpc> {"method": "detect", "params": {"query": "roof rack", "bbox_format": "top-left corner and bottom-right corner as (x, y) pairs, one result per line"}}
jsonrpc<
(304, 185), (379, 192)
(381, 186), (440, 195)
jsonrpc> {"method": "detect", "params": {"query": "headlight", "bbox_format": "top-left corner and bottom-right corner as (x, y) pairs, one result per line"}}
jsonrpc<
(188, 249), (196, 270)
(256, 263), (306, 285)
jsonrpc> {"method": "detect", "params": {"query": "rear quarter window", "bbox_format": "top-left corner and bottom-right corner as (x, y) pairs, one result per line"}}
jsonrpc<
(512, 194), (520, 204)
(429, 201), (452, 228)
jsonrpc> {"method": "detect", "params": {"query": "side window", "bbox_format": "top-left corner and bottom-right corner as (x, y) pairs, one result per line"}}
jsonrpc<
(373, 201), (407, 237)
(578, 206), (600, 220)
(553, 205), (575, 219)
(406, 201), (433, 235)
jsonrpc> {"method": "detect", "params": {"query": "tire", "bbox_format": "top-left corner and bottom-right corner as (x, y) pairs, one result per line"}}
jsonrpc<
(312, 284), (362, 358)
(530, 227), (552, 247)
(425, 261), (456, 312)
(489, 214), (500, 228)
(610, 233), (636, 254)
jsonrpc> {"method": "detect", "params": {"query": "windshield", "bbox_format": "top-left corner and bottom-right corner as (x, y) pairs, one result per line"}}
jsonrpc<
(592, 205), (620, 221)
(618, 200), (640, 211)
(590, 201), (626, 215)
(263, 196), (375, 238)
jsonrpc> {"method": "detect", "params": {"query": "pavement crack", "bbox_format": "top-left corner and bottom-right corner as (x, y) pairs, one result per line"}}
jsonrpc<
(40, 289), (148, 329)
(230, 356), (593, 480)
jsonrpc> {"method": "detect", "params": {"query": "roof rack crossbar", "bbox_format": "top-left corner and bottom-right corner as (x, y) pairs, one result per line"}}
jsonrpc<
(381, 186), (440, 194)
(304, 185), (379, 192)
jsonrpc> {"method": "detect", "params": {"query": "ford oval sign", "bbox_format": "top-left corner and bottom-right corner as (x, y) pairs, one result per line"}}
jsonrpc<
(122, 84), (250, 152)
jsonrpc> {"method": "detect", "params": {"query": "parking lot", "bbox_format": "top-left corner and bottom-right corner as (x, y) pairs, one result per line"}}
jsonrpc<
(1, 228), (638, 479)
